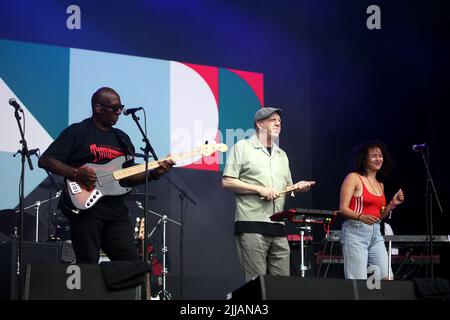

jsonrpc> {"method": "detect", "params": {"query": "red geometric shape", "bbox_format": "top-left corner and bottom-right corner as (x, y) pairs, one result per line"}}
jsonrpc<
(227, 68), (264, 106)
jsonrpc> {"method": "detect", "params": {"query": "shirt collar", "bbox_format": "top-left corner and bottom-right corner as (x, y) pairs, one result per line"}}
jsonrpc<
(250, 134), (280, 155)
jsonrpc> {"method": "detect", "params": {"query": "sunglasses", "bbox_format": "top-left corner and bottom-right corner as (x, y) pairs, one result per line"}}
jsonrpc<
(98, 102), (125, 113)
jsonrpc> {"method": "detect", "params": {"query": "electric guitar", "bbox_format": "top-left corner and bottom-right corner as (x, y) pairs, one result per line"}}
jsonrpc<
(135, 216), (163, 300)
(134, 217), (145, 241)
(135, 216), (153, 300)
(65, 143), (227, 212)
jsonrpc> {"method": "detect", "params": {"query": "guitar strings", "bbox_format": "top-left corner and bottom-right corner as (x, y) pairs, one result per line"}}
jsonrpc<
(91, 148), (218, 185)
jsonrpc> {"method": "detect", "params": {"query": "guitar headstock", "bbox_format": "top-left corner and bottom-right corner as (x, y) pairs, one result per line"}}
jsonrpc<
(134, 217), (145, 240)
(196, 143), (228, 156)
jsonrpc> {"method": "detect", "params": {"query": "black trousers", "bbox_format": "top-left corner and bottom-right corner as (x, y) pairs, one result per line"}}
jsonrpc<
(67, 215), (140, 263)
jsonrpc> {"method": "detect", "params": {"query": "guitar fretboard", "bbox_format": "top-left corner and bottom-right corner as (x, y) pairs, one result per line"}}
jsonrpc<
(112, 150), (199, 180)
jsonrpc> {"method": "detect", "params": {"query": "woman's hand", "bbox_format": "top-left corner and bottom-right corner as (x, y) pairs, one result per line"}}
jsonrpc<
(391, 188), (405, 207)
(359, 214), (381, 225)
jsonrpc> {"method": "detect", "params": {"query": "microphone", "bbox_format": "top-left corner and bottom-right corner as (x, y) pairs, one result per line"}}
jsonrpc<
(412, 143), (427, 152)
(8, 98), (23, 112)
(122, 107), (143, 116)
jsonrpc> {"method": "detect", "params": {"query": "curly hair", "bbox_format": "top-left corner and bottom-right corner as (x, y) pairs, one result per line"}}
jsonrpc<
(350, 140), (394, 182)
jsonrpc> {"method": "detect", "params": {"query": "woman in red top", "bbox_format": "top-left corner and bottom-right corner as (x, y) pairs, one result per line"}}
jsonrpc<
(339, 140), (404, 280)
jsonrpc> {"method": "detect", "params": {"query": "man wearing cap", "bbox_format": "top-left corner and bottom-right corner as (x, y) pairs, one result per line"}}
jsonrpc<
(222, 107), (315, 281)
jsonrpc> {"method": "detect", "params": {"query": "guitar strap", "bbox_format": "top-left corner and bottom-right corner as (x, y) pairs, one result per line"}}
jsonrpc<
(112, 128), (135, 158)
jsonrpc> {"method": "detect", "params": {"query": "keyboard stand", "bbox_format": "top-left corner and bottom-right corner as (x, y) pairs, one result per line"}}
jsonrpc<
(299, 227), (310, 278)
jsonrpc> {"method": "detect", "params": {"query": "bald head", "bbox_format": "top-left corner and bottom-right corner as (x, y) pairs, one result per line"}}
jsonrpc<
(91, 87), (120, 110)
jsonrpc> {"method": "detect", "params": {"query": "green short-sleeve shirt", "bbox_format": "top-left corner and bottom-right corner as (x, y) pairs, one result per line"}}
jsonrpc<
(223, 134), (293, 223)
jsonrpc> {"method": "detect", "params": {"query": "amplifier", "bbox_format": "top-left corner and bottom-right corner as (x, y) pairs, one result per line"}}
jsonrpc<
(0, 241), (62, 300)
(24, 264), (141, 300)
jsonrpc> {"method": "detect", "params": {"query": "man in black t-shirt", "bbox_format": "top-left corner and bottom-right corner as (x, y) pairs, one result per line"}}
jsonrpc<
(38, 87), (175, 263)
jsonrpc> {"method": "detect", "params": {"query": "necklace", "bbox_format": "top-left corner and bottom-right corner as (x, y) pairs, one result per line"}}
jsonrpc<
(365, 176), (385, 214)
(365, 176), (381, 196)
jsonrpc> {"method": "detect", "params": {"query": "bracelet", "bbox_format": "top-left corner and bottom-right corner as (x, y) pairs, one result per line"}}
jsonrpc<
(73, 168), (78, 181)
(357, 213), (362, 221)
(390, 200), (397, 210)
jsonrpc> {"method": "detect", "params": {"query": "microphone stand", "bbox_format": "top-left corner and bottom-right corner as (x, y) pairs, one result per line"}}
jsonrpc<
(44, 173), (60, 241)
(11, 107), (34, 300)
(161, 175), (197, 299)
(129, 110), (158, 300)
(34, 152), (61, 241)
(417, 146), (444, 279)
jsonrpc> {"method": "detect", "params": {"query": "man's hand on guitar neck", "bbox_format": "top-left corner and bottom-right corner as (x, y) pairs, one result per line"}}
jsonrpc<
(124, 157), (176, 186)
(153, 158), (176, 177)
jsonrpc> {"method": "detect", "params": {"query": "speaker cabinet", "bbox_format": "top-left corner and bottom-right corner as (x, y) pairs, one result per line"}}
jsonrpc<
(24, 264), (141, 300)
(0, 241), (61, 300)
(229, 275), (419, 300)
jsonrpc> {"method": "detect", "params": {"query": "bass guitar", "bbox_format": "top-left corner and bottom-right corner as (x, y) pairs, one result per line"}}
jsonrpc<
(65, 143), (227, 212)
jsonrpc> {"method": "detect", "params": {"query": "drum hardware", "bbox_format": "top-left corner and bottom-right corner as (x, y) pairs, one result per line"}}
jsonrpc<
(136, 201), (181, 300)
(14, 190), (61, 243)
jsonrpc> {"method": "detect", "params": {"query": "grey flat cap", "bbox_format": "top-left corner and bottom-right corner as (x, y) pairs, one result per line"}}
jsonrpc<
(254, 107), (283, 123)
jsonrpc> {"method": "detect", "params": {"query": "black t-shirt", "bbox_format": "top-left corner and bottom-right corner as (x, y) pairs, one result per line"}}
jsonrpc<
(42, 118), (136, 220)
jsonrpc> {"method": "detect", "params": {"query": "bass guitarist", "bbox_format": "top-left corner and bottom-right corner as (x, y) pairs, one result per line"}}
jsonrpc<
(38, 87), (175, 264)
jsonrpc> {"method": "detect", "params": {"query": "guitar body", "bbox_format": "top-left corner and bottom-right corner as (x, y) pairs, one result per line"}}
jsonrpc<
(66, 155), (133, 212)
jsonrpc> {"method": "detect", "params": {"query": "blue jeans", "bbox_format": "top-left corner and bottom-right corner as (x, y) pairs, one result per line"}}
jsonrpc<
(341, 219), (390, 280)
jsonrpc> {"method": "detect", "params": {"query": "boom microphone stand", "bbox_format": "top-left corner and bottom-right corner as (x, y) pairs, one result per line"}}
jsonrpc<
(127, 108), (157, 300)
(34, 151), (62, 241)
(415, 144), (444, 279)
(161, 175), (196, 299)
(10, 99), (34, 300)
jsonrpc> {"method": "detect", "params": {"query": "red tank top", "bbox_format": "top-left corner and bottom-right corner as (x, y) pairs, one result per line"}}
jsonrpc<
(349, 176), (386, 219)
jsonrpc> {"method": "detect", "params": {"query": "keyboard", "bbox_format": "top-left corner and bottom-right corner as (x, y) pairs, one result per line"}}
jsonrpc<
(383, 235), (450, 243)
(316, 254), (441, 265)
(270, 208), (338, 224)
(325, 231), (450, 243)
